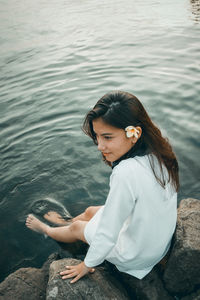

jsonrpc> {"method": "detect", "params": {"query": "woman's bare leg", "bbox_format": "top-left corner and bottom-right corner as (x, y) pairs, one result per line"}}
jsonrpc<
(43, 205), (102, 225)
(72, 206), (102, 222)
(26, 214), (88, 243)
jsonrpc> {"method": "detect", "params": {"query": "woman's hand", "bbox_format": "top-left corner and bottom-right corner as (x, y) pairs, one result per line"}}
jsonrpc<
(60, 261), (95, 284)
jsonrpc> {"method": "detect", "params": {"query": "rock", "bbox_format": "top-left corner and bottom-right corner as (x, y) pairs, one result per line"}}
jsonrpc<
(0, 267), (45, 300)
(107, 263), (174, 300)
(0, 252), (59, 300)
(46, 258), (129, 300)
(163, 198), (200, 296)
(180, 288), (200, 300)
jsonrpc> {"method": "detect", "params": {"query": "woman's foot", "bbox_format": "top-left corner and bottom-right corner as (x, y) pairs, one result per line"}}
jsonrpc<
(26, 214), (49, 234)
(43, 211), (72, 226)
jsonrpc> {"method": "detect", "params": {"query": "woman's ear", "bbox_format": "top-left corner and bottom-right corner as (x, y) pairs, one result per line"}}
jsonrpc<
(136, 126), (142, 138)
(131, 126), (142, 144)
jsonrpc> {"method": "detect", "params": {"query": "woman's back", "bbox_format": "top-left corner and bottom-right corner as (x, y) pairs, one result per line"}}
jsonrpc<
(107, 155), (177, 278)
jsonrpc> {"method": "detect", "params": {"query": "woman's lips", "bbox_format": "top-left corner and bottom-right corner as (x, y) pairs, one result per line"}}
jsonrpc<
(102, 152), (110, 156)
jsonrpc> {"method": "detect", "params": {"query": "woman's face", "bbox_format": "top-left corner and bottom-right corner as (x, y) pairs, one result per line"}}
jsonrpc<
(92, 118), (134, 162)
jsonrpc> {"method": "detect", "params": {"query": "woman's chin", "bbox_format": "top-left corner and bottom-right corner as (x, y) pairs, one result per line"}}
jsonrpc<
(103, 156), (112, 163)
(102, 153), (118, 163)
(105, 157), (115, 163)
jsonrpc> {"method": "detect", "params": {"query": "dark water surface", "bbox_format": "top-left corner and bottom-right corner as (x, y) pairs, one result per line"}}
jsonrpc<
(0, 0), (200, 282)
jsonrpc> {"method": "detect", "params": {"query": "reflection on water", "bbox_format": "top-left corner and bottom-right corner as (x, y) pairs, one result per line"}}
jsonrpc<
(0, 0), (200, 283)
(190, 0), (200, 23)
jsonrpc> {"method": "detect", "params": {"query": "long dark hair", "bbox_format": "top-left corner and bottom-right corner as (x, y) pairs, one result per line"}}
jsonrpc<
(82, 91), (179, 192)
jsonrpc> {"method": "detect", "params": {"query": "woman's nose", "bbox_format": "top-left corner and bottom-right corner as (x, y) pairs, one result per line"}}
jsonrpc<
(97, 139), (105, 151)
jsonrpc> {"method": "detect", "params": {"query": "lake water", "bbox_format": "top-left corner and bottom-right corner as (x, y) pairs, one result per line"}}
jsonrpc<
(0, 0), (200, 282)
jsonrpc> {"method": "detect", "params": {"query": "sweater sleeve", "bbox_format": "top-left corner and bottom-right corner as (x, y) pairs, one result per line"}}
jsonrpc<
(84, 164), (137, 267)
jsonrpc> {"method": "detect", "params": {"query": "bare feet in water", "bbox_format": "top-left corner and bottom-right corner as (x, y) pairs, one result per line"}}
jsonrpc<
(43, 211), (72, 226)
(26, 214), (49, 234)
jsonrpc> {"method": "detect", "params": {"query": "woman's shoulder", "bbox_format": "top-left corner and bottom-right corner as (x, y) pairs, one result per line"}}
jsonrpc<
(113, 155), (150, 176)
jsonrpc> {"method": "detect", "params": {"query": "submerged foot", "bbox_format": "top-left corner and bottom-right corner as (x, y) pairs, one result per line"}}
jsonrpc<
(26, 214), (49, 234)
(43, 211), (72, 226)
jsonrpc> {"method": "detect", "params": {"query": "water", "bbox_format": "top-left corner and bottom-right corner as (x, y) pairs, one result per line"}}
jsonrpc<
(0, 0), (200, 282)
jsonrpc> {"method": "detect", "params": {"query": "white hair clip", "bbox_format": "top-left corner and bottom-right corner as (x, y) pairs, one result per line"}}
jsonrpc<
(125, 126), (139, 138)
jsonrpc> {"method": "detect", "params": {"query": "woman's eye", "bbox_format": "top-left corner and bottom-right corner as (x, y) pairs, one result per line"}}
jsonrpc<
(104, 136), (112, 140)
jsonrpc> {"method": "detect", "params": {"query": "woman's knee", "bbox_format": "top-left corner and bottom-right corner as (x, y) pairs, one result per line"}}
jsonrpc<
(70, 220), (86, 240)
(84, 206), (101, 220)
(85, 206), (94, 217)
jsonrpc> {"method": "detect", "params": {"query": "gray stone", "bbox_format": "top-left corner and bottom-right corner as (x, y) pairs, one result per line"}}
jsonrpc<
(180, 288), (200, 300)
(0, 252), (59, 300)
(46, 258), (129, 300)
(163, 198), (200, 295)
(0, 267), (45, 300)
(113, 264), (173, 300)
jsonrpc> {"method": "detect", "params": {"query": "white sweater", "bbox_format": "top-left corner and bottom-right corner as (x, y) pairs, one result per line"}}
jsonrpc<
(84, 155), (177, 279)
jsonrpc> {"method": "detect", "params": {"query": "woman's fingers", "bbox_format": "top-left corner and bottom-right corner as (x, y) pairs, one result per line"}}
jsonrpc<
(60, 262), (93, 283)
(61, 271), (77, 279)
(70, 273), (81, 284)
(60, 266), (77, 279)
(60, 266), (74, 274)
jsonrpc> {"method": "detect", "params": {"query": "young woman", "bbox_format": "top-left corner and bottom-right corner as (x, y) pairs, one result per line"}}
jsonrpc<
(26, 91), (179, 284)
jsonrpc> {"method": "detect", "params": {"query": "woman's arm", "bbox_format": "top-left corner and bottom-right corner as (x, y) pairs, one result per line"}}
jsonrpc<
(84, 163), (137, 267)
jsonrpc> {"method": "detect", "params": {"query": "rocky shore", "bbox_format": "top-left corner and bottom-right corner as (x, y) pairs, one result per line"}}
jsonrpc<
(0, 198), (200, 300)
